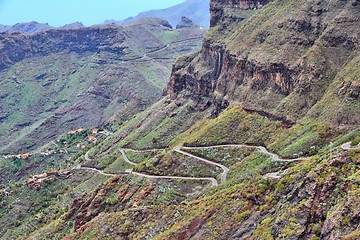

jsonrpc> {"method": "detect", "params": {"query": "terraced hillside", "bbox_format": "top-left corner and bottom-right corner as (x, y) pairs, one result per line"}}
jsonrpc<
(0, 17), (206, 154)
(0, 0), (359, 239)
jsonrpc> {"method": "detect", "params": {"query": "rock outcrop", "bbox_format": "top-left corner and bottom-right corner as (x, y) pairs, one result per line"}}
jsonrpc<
(210, 0), (270, 27)
(176, 16), (199, 29)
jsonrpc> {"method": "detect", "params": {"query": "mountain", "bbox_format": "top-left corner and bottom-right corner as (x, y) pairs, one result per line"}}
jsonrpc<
(0, 21), (53, 34)
(0, 21), (86, 34)
(176, 16), (199, 29)
(109, 0), (210, 28)
(0, 17), (206, 154)
(0, 0), (359, 239)
(58, 22), (84, 30)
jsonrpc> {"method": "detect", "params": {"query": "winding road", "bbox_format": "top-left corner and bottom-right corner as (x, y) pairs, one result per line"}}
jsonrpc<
(74, 165), (118, 177)
(82, 143), (311, 184)
(26, 140), (358, 188)
(174, 146), (229, 183)
(121, 148), (165, 154)
(119, 149), (138, 166)
(181, 144), (308, 162)
(82, 141), (358, 184)
(341, 142), (360, 150)
(119, 149), (219, 186)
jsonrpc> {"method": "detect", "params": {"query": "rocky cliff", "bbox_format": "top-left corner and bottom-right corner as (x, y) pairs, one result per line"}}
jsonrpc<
(0, 25), (125, 70)
(166, 0), (360, 126)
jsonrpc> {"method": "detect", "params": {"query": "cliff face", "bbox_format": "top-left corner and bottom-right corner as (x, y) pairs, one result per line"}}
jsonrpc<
(210, 0), (270, 27)
(166, 0), (360, 126)
(0, 26), (129, 70)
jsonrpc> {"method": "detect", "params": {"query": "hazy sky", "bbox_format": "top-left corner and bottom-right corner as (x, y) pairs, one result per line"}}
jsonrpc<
(0, 0), (186, 26)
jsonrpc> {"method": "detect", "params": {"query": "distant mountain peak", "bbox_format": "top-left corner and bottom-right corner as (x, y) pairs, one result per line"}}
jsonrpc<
(108, 0), (210, 28)
(59, 22), (84, 30)
(0, 21), (53, 34)
(0, 21), (86, 34)
(176, 16), (199, 29)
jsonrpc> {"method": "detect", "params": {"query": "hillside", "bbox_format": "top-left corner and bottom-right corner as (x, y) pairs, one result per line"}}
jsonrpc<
(110, 0), (210, 28)
(0, 0), (359, 239)
(0, 17), (206, 154)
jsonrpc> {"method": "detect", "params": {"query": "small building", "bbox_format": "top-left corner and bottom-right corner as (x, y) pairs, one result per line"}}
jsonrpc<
(68, 130), (77, 135)
(20, 154), (29, 159)
(27, 178), (35, 184)
(33, 180), (43, 187)
(33, 173), (48, 179)
(47, 170), (59, 176)
(88, 136), (96, 141)
(59, 171), (71, 176)
(92, 128), (99, 134)
(77, 128), (85, 133)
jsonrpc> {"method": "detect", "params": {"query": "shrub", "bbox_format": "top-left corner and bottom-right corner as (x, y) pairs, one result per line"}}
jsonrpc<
(351, 136), (360, 146)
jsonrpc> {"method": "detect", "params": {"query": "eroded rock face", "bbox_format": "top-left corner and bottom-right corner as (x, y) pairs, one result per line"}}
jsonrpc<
(176, 16), (199, 29)
(210, 0), (270, 26)
(166, 0), (360, 123)
(0, 26), (126, 70)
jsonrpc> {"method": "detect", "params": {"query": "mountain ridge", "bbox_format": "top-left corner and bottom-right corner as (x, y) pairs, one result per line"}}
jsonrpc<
(110, 0), (210, 28)
(0, 21), (85, 34)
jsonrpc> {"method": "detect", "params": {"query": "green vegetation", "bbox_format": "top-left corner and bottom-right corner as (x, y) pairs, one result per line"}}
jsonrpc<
(1, 0), (359, 239)
(134, 151), (221, 179)
(125, 150), (160, 164)
(0, 19), (206, 154)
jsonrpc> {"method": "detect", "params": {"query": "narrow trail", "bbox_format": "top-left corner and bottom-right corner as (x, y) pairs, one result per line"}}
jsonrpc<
(122, 148), (165, 153)
(263, 172), (281, 179)
(74, 166), (118, 177)
(121, 36), (203, 63)
(341, 142), (360, 150)
(119, 149), (138, 166)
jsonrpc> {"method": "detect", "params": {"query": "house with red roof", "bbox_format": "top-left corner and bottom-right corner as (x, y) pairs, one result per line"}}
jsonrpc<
(88, 136), (96, 141)
(21, 154), (29, 159)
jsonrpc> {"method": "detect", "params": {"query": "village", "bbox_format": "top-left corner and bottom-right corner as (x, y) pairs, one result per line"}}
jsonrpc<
(0, 127), (113, 196)
(1, 127), (112, 159)
(25, 169), (72, 187)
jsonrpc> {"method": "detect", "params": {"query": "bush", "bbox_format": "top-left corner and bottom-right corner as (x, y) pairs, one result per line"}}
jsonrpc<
(105, 197), (117, 205)
(312, 223), (322, 235)
(351, 136), (360, 146)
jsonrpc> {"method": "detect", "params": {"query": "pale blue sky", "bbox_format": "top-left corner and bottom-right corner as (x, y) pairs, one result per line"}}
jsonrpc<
(0, 0), (186, 26)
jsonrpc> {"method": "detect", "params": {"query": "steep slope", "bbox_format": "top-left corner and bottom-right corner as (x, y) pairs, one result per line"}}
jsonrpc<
(0, 0), (359, 239)
(110, 0), (211, 28)
(0, 18), (206, 154)
(63, 0), (359, 239)
(166, 0), (360, 126)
